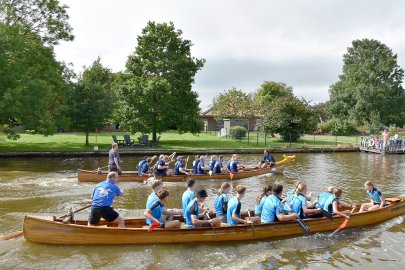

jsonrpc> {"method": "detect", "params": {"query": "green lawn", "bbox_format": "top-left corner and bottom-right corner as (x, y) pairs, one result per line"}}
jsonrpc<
(0, 131), (360, 152)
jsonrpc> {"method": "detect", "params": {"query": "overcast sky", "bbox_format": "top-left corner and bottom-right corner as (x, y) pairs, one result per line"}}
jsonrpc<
(55, 0), (405, 110)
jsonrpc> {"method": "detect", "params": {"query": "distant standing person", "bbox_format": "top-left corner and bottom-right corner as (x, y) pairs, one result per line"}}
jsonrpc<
(382, 129), (390, 150)
(88, 172), (124, 228)
(108, 143), (122, 175)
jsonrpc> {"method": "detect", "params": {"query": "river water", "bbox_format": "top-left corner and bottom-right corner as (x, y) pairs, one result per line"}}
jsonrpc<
(0, 153), (404, 269)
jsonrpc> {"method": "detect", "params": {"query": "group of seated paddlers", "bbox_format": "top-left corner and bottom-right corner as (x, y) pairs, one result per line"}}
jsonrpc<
(107, 142), (278, 177)
(87, 171), (386, 229)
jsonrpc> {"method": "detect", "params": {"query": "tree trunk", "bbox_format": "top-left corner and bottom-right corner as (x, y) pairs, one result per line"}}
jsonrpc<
(152, 131), (157, 141)
(85, 130), (89, 145)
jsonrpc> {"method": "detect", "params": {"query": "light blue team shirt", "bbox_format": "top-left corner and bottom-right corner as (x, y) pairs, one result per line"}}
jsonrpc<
(146, 192), (158, 209)
(214, 193), (229, 215)
(323, 194), (338, 214)
(261, 194), (284, 223)
(292, 193), (307, 218)
(182, 189), (195, 217)
(254, 195), (267, 216)
(227, 196), (242, 225)
(317, 191), (333, 209)
(146, 200), (164, 226)
(185, 198), (200, 227)
(91, 180), (122, 207)
(367, 187), (383, 204)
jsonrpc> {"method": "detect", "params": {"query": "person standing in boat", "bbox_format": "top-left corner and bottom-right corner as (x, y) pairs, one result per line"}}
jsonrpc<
(323, 188), (353, 218)
(254, 184), (273, 217)
(261, 184), (298, 223)
(185, 189), (221, 227)
(291, 183), (322, 219)
(359, 181), (386, 212)
(196, 156), (209, 174)
(227, 185), (260, 225)
(144, 189), (181, 229)
(182, 179), (197, 216)
(213, 155), (228, 174)
(108, 143), (122, 175)
(214, 182), (232, 222)
(257, 149), (276, 168)
(174, 156), (191, 175)
(88, 172), (125, 228)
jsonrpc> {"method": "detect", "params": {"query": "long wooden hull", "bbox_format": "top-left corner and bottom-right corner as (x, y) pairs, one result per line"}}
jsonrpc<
(77, 155), (295, 182)
(23, 196), (405, 245)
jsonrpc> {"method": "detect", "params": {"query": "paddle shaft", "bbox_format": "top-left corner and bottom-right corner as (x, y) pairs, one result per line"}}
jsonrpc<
(331, 208), (356, 234)
(58, 204), (91, 219)
(247, 209), (255, 236)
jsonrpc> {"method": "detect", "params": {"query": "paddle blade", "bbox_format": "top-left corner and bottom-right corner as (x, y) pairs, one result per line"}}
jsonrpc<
(147, 221), (160, 232)
(230, 172), (234, 180)
(321, 209), (333, 222)
(334, 218), (349, 233)
(1, 230), (23, 241)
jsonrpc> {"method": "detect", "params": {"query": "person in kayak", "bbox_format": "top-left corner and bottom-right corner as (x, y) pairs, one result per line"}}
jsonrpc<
(144, 189), (181, 229)
(88, 172), (124, 228)
(255, 184), (273, 217)
(214, 182), (232, 222)
(261, 184), (298, 223)
(185, 189), (221, 227)
(359, 181), (386, 212)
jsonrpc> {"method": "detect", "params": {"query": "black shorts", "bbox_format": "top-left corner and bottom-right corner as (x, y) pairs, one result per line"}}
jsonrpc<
(108, 165), (122, 175)
(88, 206), (119, 225)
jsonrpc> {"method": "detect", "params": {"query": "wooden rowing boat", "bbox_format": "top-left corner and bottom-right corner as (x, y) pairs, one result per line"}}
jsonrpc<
(23, 195), (405, 245)
(77, 155), (296, 182)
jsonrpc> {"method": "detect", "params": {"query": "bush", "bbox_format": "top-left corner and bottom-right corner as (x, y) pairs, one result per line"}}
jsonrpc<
(230, 126), (247, 140)
(323, 118), (357, 136)
(317, 122), (332, 134)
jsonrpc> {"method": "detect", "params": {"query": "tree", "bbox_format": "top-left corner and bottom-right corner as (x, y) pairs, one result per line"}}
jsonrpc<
(211, 87), (256, 119)
(0, 0), (74, 45)
(261, 96), (317, 141)
(65, 58), (113, 145)
(117, 21), (204, 140)
(0, 23), (69, 139)
(328, 39), (405, 127)
(255, 81), (293, 107)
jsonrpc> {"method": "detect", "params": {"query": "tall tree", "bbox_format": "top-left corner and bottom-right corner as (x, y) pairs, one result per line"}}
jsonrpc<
(255, 81), (293, 107)
(211, 87), (256, 119)
(66, 58), (113, 145)
(261, 96), (317, 141)
(117, 21), (204, 140)
(0, 23), (69, 139)
(0, 0), (74, 45)
(328, 39), (405, 127)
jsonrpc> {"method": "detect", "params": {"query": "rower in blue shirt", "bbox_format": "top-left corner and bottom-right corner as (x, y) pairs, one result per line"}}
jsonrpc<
(214, 182), (231, 222)
(185, 189), (220, 227)
(143, 189), (180, 229)
(261, 184), (298, 223)
(174, 156), (190, 175)
(229, 154), (244, 173)
(323, 188), (352, 218)
(316, 186), (334, 209)
(213, 155), (227, 174)
(257, 149), (276, 168)
(138, 157), (154, 176)
(192, 155), (201, 174)
(196, 156), (209, 174)
(146, 180), (163, 209)
(137, 156), (148, 175)
(227, 185), (260, 225)
(360, 181), (386, 212)
(208, 155), (217, 173)
(291, 183), (322, 219)
(254, 184), (273, 216)
(182, 179), (196, 217)
(88, 172), (125, 228)
(226, 159), (232, 171)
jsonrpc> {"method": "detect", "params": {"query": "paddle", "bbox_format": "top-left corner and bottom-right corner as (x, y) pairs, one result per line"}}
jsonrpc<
(230, 172), (234, 180)
(246, 209), (255, 236)
(205, 211), (217, 236)
(296, 218), (310, 236)
(1, 204), (91, 241)
(307, 201), (333, 222)
(329, 208), (355, 236)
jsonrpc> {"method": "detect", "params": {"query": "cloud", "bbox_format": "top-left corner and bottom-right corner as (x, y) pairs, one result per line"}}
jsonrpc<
(55, 0), (405, 110)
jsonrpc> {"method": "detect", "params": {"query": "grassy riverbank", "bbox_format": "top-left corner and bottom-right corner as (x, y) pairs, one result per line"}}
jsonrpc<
(0, 131), (360, 152)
